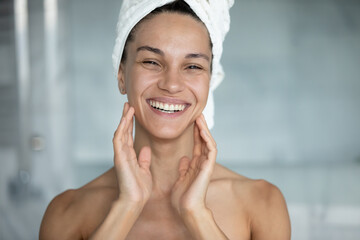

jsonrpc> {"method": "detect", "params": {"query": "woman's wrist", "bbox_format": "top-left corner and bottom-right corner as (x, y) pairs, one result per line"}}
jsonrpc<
(116, 189), (151, 208)
(181, 206), (211, 224)
(182, 207), (229, 240)
(89, 198), (144, 239)
(114, 197), (146, 215)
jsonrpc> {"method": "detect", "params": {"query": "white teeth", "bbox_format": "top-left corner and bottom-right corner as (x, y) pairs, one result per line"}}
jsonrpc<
(149, 100), (187, 113)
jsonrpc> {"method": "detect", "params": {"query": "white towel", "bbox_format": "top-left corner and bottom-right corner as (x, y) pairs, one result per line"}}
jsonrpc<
(112, 0), (234, 129)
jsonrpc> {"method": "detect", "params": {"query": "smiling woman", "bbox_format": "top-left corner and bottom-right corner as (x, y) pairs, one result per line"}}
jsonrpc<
(39, 1), (290, 240)
(120, 12), (211, 140)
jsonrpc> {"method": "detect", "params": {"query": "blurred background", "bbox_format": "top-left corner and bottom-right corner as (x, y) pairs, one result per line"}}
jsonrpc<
(0, 0), (360, 239)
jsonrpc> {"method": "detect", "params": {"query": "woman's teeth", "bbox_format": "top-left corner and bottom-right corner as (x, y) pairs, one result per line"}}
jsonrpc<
(149, 100), (186, 113)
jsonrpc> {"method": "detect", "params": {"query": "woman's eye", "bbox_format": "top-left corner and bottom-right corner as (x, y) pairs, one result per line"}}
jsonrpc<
(143, 60), (159, 66)
(187, 65), (202, 70)
(141, 60), (162, 70)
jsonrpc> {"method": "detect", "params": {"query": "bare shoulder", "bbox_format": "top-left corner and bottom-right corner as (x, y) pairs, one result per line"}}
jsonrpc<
(242, 178), (291, 240)
(39, 188), (82, 240)
(211, 163), (288, 207)
(39, 168), (118, 240)
(209, 164), (291, 240)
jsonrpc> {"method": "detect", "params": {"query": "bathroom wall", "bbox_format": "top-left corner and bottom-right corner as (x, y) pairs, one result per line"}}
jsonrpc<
(0, 0), (359, 239)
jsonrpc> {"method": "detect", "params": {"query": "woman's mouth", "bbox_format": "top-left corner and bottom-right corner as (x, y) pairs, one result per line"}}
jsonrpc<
(148, 99), (188, 114)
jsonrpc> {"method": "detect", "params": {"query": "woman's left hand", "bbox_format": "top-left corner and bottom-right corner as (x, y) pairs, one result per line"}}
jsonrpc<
(171, 114), (217, 216)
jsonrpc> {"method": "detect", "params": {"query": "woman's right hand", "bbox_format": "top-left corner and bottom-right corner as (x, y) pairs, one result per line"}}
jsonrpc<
(113, 102), (153, 207)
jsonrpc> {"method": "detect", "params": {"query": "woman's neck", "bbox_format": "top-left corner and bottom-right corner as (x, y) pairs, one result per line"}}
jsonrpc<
(133, 121), (194, 198)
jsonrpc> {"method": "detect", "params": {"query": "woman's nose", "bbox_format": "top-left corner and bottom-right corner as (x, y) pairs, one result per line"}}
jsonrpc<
(157, 68), (185, 94)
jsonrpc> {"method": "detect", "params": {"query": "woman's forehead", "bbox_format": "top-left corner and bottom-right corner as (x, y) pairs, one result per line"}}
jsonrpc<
(132, 13), (211, 53)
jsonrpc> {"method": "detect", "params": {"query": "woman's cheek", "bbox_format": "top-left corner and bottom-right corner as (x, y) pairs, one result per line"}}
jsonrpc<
(190, 77), (210, 100)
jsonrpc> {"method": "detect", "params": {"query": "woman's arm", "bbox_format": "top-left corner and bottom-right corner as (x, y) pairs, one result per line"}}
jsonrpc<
(171, 115), (229, 240)
(90, 102), (153, 239)
(89, 200), (143, 240)
(181, 207), (229, 240)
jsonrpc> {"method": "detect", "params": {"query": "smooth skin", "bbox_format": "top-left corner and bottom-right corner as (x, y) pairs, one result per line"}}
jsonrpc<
(39, 13), (291, 240)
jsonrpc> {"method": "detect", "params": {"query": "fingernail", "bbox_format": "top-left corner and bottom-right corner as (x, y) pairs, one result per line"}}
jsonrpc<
(201, 129), (208, 137)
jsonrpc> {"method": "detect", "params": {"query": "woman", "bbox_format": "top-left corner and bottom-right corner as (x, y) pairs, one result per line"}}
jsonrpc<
(40, 1), (291, 239)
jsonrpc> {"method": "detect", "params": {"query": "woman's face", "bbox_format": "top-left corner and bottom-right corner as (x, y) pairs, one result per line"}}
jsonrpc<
(118, 12), (212, 139)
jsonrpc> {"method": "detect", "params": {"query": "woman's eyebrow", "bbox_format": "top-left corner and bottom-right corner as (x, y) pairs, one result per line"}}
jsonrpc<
(136, 46), (209, 62)
(137, 45), (164, 56)
(185, 53), (210, 62)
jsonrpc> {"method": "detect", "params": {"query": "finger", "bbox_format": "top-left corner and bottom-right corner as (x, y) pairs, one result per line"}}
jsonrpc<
(178, 156), (191, 179)
(113, 116), (127, 144)
(127, 106), (134, 136)
(138, 146), (152, 170)
(123, 107), (135, 138)
(127, 114), (134, 146)
(199, 129), (217, 163)
(193, 123), (202, 157)
(122, 102), (129, 117)
(124, 105), (134, 122)
(114, 102), (129, 140)
(125, 106), (134, 146)
(114, 104), (134, 148)
(196, 115), (216, 147)
(199, 114), (214, 144)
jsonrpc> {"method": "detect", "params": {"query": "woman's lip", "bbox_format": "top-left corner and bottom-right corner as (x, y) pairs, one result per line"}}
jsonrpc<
(147, 97), (191, 105)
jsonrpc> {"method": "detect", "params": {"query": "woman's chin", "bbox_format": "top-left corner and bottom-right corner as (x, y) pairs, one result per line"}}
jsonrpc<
(134, 107), (199, 140)
(148, 126), (189, 140)
(139, 120), (193, 141)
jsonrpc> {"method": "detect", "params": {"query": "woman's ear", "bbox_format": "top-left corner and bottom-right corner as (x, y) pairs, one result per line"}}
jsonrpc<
(117, 63), (126, 95)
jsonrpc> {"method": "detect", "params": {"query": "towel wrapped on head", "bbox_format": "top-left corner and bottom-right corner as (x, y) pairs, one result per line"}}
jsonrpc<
(112, 0), (234, 129)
